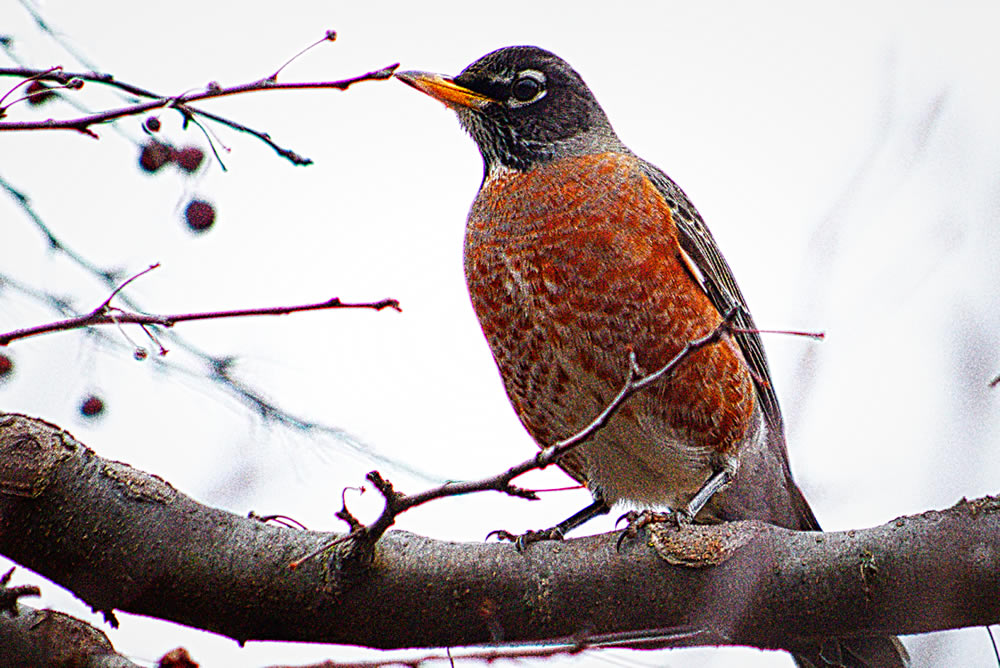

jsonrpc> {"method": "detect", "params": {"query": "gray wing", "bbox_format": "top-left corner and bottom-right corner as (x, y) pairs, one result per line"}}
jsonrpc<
(639, 159), (821, 532)
(638, 160), (784, 436)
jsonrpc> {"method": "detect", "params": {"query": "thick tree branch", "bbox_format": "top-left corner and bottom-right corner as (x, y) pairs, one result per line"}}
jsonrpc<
(1, 412), (998, 657)
(0, 602), (142, 668)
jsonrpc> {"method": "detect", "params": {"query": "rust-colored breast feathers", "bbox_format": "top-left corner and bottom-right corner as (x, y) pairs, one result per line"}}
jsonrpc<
(464, 152), (756, 505)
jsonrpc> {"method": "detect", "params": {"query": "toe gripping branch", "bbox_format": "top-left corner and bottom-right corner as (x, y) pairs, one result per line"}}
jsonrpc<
(488, 496), (612, 550)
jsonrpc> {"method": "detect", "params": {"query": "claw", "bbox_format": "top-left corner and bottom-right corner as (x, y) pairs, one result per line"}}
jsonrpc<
(485, 529), (517, 542)
(615, 509), (689, 551)
(487, 527), (564, 551)
(615, 529), (632, 551)
(615, 510), (640, 529)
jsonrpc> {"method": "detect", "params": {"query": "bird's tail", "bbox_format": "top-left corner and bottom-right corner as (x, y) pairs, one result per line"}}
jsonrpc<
(715, 427), (909, 668)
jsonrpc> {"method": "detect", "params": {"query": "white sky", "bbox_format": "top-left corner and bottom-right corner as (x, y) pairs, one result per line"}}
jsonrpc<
(2, 1), (1000, 666)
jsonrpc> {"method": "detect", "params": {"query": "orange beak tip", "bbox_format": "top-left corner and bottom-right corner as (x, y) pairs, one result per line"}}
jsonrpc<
(394, 70), (490, 111)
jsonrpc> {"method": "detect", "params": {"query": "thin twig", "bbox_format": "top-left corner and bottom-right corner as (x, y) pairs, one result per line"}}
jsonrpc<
(307, 626), (708, 667)
(542, 305), (740, 463)
(0, 296), (401, 346)
(0, 274), (427, 479)
(248, 512), (310, 531)
(97, 263), (160, 311)
(292, 309), (741, 567)
(0, 270), (427, 479)
(0, 258), (401, 347)
(0, 65), (59, 107)
(0, 67), (323, 164)
(730, 326), (825, 341)
(265, 29), (337, 82)
(0, 64), (399, 135)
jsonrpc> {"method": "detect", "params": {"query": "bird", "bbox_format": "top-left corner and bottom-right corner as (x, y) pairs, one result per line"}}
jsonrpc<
(396, 46), (908, 667)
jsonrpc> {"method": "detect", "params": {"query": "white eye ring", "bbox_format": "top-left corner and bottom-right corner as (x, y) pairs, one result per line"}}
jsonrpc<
(508, 70), (547, 107)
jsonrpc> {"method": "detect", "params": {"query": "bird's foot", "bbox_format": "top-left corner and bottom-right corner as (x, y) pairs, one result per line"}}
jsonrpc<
(487, 526), (565, 551)
(615, 508), (691, 550)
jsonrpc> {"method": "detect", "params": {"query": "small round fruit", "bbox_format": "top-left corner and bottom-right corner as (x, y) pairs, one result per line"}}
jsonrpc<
(184, 199), (215, 233)
(80, 394), (105, 418)
(0, 353), (13, 378)
(139, 141), (172, 173)
(25, 80), (55, 106)
(174, 146), (205, 173)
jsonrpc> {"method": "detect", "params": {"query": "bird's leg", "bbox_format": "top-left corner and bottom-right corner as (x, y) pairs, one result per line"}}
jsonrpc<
(488, 497), (610, 550)
(616, 468), (733, 549)
(682, 467), (732, 520)
(553, 497), (613, 535)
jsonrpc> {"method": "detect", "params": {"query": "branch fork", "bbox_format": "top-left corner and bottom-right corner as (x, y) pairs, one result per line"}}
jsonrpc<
(296, 308), (745, 568)
(0, 263), (401, 348)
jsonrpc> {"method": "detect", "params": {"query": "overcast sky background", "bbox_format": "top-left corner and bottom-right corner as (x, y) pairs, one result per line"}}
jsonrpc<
(3, 1), (1000, 666)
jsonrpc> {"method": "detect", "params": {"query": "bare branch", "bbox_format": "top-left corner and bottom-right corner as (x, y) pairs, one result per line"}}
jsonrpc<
(0, 602), (143, 668)
(730, 326), (825, 341)
(0, 266), (428, 478)
(293, 627), (708, 668)
(96, 262), (160, 311)
(294, 309), (743, 566)
(0, 66), (61, 110)
(266, 30), (339, 82)
(0, 40), (427, 476)
(0, 63), (399, 136)
(0, 252), (400, 347)
(2, 412), (998, 654)
(0, 295), (401, 346)
(0, 65), (341, 164)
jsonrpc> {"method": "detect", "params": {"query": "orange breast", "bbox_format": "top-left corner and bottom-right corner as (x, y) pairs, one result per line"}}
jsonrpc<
(463, 152), (756, 505)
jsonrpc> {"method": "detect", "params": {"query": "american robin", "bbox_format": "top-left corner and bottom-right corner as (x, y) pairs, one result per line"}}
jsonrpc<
(397, 47), (908, 667)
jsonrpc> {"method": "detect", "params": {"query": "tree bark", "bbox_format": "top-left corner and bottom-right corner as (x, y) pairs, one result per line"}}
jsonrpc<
(0, 603), (142, 668)
(1, 412), (998, 654)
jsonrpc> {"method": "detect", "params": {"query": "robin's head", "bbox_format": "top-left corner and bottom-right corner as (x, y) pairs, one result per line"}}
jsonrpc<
(397, 46), (625, 173)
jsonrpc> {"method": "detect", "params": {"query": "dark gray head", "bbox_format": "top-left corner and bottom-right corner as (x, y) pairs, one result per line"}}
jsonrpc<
(397, 46), (626, 172)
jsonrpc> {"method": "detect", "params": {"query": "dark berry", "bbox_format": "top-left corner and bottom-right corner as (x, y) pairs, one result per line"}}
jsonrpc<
(0, 353), (13, 378)
(25, 80), (55, 106)
(174, 146), (205, 173)
(139, 141), (172, 173)
(184, 199), (215, 232)
(144, 116), (161, 132)
(80, 395), (105, 418)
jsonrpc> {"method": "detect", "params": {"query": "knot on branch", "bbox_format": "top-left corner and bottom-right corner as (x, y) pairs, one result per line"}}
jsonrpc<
(502, 484), (540, 501)
(0, 413), (75, 498)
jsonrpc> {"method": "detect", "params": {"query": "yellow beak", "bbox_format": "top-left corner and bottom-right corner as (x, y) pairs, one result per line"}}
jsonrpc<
(395, 71), (491, 110)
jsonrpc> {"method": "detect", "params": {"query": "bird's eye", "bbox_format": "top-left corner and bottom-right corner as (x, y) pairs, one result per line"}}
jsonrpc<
(511, 77), (540, 101)
(510, 71), (546, 104)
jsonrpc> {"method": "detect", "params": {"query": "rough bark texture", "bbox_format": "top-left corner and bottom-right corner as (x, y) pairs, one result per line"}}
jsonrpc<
(0, 603), (141, 667)
(1, 412), (998, 654)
